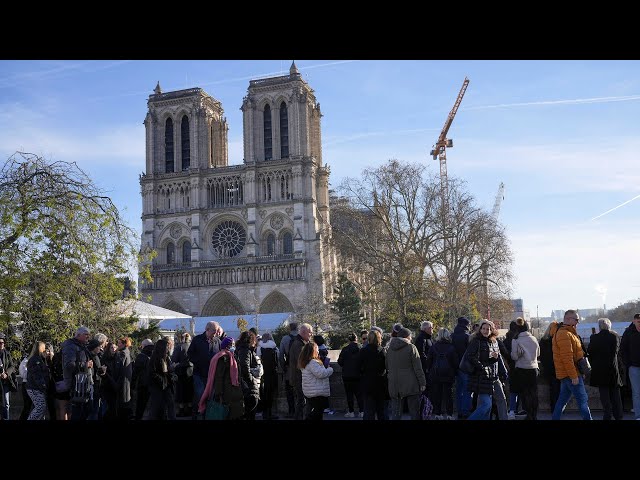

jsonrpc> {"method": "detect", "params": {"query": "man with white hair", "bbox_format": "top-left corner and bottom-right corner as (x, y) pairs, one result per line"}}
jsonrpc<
(60, 326), (94, 420)
(289, 322), (313, 420)
(588, 318), (623, 420)
(415, 321), (433, 381)
(187, 321), (221, 420)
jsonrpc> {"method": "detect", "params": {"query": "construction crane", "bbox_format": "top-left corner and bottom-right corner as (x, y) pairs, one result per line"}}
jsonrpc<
(491, 182), (505, 219)
(430, 77), (470, 202)
(485, 182), (505, 323)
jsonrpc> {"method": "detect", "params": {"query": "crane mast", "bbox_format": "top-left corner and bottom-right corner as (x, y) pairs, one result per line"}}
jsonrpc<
(485, 182), (505, 323)
(430, 77), (470, 202)
(491, 182), (505, 219)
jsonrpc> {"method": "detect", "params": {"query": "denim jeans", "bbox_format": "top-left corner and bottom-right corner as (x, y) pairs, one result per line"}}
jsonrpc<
(1, 390), (10, 420)
(629, 366), (640, 420)
(552, 376), (592, 420)
(192, 374), (206, 418)
(509, 392), (519, 412)
(455, 371), (471, 416)
(467, 392), (492, 420)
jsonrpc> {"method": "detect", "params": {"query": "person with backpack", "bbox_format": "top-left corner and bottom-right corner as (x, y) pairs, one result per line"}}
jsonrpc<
(278, 321), (298, 417)
(133, 338), (154, 420)
(425, 327), (459, 420)
(338, 333), (363, 418)
(539, 322), (560, 410)
(551, 310), (592, 420)
(451, 317), (472, 419)
(257, 332), (279, 420)
(386, 327), (426, 420)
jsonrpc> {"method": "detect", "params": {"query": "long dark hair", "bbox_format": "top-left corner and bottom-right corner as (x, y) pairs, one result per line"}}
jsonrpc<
(149, 338), (168, 371)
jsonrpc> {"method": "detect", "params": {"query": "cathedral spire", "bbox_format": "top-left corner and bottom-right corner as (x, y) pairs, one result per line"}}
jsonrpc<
(154, 81), (162, 95)
(289, 60), (299, 76)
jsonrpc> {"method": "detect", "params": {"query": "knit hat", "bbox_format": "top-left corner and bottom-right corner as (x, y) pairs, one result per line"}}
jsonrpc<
(392, 323), (403, 333)
(371, 326), (383, 334)
(457, 316), (470, 326)
(397, 327), (411, 339)
(220, 336), (234, 350)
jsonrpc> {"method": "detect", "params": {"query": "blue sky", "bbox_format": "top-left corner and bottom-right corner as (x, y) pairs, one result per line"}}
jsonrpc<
(1, 59), (639, 318)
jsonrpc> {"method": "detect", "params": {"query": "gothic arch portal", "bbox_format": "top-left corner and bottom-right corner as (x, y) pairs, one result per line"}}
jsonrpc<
(202, 289), (244, 316)
(259, 291), (294, 314)
(163, 299), (187, 314)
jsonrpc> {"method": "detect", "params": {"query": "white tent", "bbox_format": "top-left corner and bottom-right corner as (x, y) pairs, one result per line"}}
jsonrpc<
(115, 299), (192, 330)
(164, 312), (293, 338)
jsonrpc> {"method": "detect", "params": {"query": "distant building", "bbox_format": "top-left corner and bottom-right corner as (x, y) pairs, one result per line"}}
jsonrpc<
(510, 298), (530, 322)
(552, 308), (603, 321)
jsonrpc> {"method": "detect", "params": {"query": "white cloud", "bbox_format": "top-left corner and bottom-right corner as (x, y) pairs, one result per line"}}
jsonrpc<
(465, 94), (640, 110)
(454, 137), (640, 194)
(0, 118), (144, 167)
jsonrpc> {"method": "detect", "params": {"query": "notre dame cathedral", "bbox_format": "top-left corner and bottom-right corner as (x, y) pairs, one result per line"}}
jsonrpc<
(139, 62), (336, 318)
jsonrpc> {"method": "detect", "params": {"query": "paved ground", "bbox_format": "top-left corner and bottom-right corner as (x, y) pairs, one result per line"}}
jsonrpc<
(252, 409), (637, 421)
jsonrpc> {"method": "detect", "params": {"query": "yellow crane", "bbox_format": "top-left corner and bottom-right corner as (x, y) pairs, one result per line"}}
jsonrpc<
(430, 77), (470, 202)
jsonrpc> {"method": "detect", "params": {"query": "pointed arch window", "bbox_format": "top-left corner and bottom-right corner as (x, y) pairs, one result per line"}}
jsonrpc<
(182, 241), (191, 263)
(280, 102), (289, 158)
(167, 242), (175, 264)
(266, 233), (275, 256)
(264, 104), (272, 160)
(165, 118), (174, 173)
(181, 115), (190, 170)
(283, 232), (293, 255)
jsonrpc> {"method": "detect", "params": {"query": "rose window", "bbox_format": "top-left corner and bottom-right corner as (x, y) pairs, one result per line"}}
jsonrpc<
(211, 221), (246, 258)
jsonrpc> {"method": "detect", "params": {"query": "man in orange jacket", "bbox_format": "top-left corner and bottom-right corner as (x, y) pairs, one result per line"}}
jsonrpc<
(551, 310), (592, 420)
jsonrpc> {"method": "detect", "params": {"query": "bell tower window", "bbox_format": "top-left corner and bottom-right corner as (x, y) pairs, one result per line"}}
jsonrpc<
(264, 104), (272, 161)
(165, 118), (174, 173)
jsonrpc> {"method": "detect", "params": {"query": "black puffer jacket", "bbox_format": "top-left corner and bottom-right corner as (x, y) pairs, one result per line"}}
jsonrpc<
(466, 335), (500, 395)
(357, 344), (388, 398)
(451, 324), (470, 360)
(338, 342), (361, 380)
(236, 344), (260, 398)
(26, 354), (50, 392)
(621, 324), (640, 368)
(425, 340), (459, 383)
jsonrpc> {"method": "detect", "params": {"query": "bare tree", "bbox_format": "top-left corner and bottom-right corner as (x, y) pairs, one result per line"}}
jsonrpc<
(333, 159), (514, 329)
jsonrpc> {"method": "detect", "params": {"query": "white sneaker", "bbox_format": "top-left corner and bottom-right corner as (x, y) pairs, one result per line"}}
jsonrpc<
(344, 411), (355, 418)
(446, 415), (455, 421)
(507, 411), (516, 420)
(359, 412), (364, 418)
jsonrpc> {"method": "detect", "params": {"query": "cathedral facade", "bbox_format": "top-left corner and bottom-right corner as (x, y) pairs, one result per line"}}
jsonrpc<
(139, 63), (336, 318)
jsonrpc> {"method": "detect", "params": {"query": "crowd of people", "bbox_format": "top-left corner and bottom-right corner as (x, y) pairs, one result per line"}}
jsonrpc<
(1, 309), (639, 421)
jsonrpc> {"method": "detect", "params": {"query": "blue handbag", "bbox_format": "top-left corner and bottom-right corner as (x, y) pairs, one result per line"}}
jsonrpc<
(205, 397), (229, 420)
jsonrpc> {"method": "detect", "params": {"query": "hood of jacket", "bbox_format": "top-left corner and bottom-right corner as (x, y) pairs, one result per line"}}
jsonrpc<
(258, 339), (277, 349)
(453, 323), (469, 334)
(388, 336), (411, 351)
